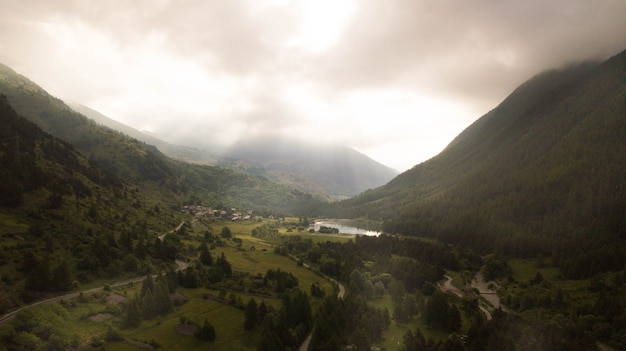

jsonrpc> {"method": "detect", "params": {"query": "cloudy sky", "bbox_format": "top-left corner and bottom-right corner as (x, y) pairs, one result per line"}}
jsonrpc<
(1, 0), (625, 171)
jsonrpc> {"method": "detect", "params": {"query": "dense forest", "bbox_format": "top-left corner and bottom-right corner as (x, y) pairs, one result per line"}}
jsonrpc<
(330, 50), (626, 276)
(0, 62), (325, 216)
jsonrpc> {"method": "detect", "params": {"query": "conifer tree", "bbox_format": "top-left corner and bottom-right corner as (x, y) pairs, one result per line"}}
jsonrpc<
(244, 298), (258, 330)
(51, 260), (72, 291)
(124, 295), (141, 327)
(165, 265), (178, 293)
(141, 274), (155, 297)
(155, 279), (173, 315)
(216, 252), (232, 277)
(25, 262), (49, 291)
(194, 319), (216, 341)
(199, 241), (213, 266)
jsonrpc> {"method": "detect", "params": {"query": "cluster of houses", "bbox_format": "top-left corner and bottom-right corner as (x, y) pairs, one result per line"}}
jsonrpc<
(180, 205), (254, 221)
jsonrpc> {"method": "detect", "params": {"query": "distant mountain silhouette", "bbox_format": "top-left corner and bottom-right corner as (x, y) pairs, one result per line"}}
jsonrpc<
(71, 104), (397, 200)
(219, 136), (398, 200)
(69, 103), (219, 165)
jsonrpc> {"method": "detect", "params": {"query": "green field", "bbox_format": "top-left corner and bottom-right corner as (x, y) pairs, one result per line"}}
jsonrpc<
(368, 295), (451, 350)
(507, 258), (560, 282)
(0, 217), (338, 351)
(110, 288), (261, 351)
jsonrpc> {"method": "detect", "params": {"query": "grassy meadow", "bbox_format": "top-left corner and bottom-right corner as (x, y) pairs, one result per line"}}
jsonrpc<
(0, 216), (342, 351)
(368, 294), (451, 350)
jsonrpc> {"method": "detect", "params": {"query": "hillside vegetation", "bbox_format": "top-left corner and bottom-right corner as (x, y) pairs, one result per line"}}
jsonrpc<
(332, 50), (626, 274)
(0, 94), (183, 305)
(0, 63), (322, 216)
(1, 49), (625, 350)
(72, 103), (398, 200)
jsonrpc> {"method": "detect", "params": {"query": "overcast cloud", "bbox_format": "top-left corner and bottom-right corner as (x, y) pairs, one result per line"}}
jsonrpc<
(1, 0), (625, 171)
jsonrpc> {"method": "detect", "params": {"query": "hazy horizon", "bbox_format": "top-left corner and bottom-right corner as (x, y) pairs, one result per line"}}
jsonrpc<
(1, 0), (625, 171)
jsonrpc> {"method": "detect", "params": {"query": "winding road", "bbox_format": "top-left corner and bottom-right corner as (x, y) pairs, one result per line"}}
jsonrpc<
(158, 221), (185, 241)
(298, 277), (346, 351)
(0, 259), (188, 327)
(438, 274), (494, 320)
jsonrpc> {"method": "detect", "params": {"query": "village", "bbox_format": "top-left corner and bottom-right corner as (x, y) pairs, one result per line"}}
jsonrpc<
(180, 205), (255, 221)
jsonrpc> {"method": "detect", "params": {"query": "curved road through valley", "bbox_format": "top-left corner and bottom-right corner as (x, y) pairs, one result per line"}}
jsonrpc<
(0, 259), (188, 327)
(298, 277), (345, 351)
(439, 274), (493, 320)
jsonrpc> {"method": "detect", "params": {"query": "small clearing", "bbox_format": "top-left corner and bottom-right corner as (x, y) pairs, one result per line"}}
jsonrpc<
(176, 323), (197, 336)
(89, 313), (113, 322)
(170, 291), (188, 304)
(106, 293), (126, 305)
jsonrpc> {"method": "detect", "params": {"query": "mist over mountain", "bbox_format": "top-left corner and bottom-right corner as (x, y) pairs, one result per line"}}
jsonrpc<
(0, 62), (323, 215)
(332, 50), (626, 266)
(218, 136), (398, 200)
(70, 103), (397, 200)
(69, 103), (220, 165)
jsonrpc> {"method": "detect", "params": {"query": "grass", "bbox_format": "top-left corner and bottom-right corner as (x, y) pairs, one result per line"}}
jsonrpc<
(508, 258), (560, 282)
(282, 231), (355, 244)
(444, 270), (463, 286)
(112, 289), (259, 351)
(0, 216), (335, 350)
(0, 213), (29, 236)
(368, 295), (451, 350)
(101, 218), (334, 350)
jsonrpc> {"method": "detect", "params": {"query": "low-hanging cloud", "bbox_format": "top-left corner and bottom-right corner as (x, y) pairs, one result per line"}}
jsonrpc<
(0, 0), (624, 171)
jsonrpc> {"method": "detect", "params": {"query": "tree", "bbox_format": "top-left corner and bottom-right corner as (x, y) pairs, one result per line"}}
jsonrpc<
(424, 292), (449, 329)
(199, 242), (213, 266)
(10, 332), (45, 351)
(220, 226), (232, 239)
(216, 252), (232, 277)
(140, 274), (155, 297)
(257, 314), (282, 351)
(25, 263), (49, 292)
(195, 319), (216, 341)
(154, 278), (173, 315)
(446, 305), (462, 332)
(124, 295), (141, 327)
(183, 267), (199, 288)
(244, 298), (258, 330)
(388, 280), (406, 304)
(257, 301), (268, 322)
(51, 261), (72, 291)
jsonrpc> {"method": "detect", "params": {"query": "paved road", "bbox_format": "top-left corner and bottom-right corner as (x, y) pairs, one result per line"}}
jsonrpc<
(298, 278), (345, 351)
(0, 259), (188, 327)
(158, 221), (185, 241)
(438, 274), (493, 320)
(439, 275), (463, 298)
(471, 272), (506, 314)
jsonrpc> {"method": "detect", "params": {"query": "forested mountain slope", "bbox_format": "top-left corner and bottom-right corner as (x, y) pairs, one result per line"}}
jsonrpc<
(333, 50), (626, 272)
(0, 94), (185, 309)
(71, 103), (397, 200)
(69, 103), (219, 166)
(0, 63), (322, 215)
(0, 63), (177, 186)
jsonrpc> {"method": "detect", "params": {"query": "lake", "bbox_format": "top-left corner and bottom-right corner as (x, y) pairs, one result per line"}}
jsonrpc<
(312, 220), (380, 236)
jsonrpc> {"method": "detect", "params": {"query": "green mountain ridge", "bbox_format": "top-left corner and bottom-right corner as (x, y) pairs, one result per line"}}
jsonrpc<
(0, 93), (186, 306)
(69, 103), (219, 166)
(0, 62), (322, 215)
(70, 103), (397, 200)
(332, 50), (626, 270)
